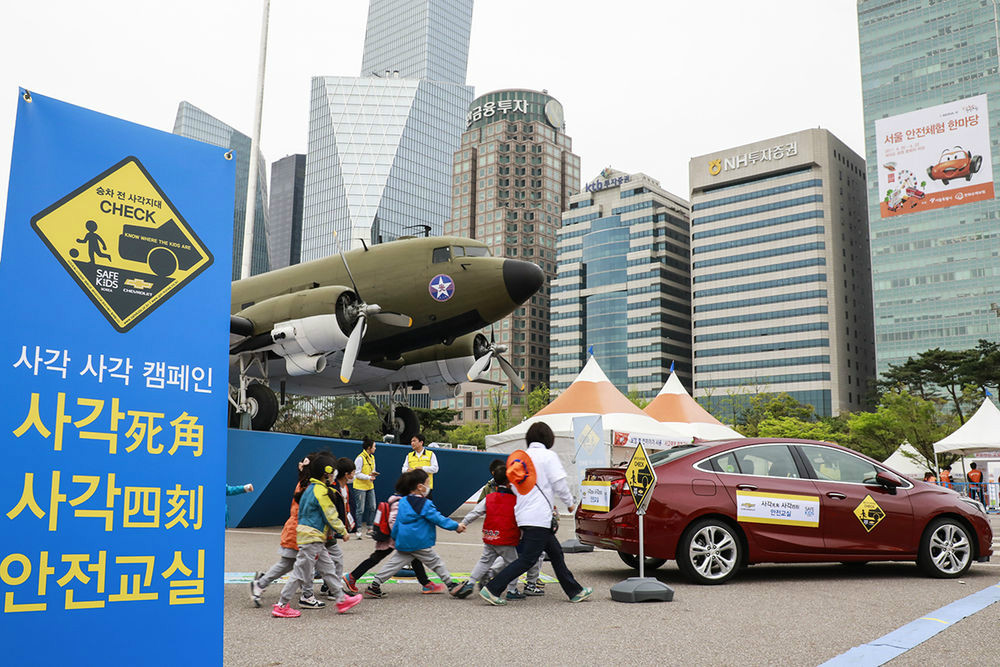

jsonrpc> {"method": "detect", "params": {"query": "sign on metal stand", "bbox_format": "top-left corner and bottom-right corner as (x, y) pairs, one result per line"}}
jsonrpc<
(610, 443), (674, 602)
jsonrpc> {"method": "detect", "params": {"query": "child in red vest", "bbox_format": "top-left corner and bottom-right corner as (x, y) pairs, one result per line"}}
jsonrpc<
(451, 463), (523, 600)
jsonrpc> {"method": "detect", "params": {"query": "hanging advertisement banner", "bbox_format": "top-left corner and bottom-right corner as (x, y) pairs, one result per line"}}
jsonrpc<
(874, 94), (994, 217)
(573, 414), (608, 489)
(0, 90), (233, 664)
(612, 430), (687, 450)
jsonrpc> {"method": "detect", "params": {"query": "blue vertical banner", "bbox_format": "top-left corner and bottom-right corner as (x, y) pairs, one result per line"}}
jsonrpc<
(572, 414), (608, 487)
(0, 90), (233, 663)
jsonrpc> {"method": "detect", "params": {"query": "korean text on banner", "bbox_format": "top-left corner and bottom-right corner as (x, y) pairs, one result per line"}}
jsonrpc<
(874, 94), (994, 218)
(0, 89), (233, 664)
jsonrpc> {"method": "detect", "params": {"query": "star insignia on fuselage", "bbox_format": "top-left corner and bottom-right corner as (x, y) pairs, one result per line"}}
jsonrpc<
(429, 274), (454, 301)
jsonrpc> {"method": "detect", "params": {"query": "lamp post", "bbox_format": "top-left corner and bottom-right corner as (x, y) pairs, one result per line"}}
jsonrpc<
(240, 0), (270, 279)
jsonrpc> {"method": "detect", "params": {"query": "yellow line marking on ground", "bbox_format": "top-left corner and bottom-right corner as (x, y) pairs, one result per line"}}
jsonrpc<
(920, 617), (949, 624)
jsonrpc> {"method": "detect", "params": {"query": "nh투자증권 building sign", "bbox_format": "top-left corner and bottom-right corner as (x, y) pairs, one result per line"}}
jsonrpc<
(708, 141), (799, 176)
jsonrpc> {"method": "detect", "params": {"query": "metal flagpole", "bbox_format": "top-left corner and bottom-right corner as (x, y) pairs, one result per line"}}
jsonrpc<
(240, 0), (270, 279)
(638, 511), (645, 579)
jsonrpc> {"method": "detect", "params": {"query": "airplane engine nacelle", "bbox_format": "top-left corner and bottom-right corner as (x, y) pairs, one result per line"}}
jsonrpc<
(428, 383), (462, 401)
(271, 313), (351, 375)
(285, 353), (328, 377)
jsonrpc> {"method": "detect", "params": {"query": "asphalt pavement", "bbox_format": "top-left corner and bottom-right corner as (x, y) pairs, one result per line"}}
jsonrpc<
(223, 513), (1000, 667)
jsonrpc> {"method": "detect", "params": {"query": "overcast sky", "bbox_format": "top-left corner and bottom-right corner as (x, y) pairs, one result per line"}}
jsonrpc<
(1, 0), (864, 226)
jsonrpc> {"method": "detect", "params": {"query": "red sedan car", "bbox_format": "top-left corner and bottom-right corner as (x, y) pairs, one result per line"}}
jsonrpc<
(575, 438), (993, 584)
(926, 146), (982, 185)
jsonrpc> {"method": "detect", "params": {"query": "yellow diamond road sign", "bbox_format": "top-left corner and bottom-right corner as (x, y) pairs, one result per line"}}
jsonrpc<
(31, 156), (213, 332)
(625, 442), (657, 512)
(853, 495), (886, 533)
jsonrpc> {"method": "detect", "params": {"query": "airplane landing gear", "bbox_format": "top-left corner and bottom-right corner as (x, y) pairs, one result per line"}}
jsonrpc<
(229, 352), (278, 431)
(384, 405), (419, 444)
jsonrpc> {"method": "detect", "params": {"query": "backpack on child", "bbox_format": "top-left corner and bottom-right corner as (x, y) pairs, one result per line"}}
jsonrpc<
(370, 497), (397, 541)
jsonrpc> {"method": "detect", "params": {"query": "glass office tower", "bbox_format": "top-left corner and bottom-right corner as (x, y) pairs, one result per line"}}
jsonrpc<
(301, 0), (475, 258)
(858, 0), (1000, 374)
(268, 154), (306, 270)
(172, 101), (269, 279)
(551, 169), (691, 398)
(689, 129), (874, 418)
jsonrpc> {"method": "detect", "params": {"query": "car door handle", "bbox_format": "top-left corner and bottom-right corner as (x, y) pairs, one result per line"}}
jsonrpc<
(826, 492), (847, 500)
(736, 484), (757, 491)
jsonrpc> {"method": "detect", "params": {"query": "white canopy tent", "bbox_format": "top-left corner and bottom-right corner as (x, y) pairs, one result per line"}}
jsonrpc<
(882, 441), (929, 478)
(933, 398), (1000, 483)
(485, 357), (690, 495)
(933, 398), (1000, 456)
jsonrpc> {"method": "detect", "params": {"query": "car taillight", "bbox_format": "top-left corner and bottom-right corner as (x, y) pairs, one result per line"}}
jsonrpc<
(611, 479), (631, 496)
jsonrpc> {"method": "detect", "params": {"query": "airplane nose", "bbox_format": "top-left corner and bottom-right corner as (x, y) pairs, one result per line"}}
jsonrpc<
(503, 259), (544, 304)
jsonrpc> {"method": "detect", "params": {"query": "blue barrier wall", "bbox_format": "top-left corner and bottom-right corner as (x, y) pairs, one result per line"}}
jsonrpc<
(226, 430), (504, 527)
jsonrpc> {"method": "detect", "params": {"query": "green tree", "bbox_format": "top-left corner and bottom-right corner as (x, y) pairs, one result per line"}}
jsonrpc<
(626, 388), (650, 409)
(449, 422), (489, 449)
(846, 388), (957, 471)
(735, 392), (816, 437)
(487, 388), (511, 433)
(412, 406), (460, 443)
(756, 416), (843, 442)
(525, 383), (550, 418)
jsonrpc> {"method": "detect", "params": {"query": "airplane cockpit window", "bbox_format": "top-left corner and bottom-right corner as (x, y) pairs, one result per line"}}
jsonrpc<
(452, 246), (465, 258)
(432, 247), (450, 263)
(463, 246), (489, 257)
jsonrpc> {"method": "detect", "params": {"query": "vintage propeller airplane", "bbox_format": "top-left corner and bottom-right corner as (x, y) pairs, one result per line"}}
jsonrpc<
(228, 235), (543, 438)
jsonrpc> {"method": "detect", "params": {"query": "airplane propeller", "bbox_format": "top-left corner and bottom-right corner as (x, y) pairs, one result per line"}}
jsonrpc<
(338, 247), (412, 383)
(467, 330), (525, 391)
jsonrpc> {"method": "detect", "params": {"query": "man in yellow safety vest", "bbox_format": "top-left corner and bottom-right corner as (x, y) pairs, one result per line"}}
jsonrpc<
(404, 433), (439, 498)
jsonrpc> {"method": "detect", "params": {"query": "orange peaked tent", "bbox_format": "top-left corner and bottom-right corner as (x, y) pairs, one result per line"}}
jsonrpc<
(644, 372), (743, 440)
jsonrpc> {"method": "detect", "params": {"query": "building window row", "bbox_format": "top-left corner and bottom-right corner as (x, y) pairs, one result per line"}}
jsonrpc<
(564, 212), (601, 226)
(695, 305), (828, 328)
(694, 273), (826, 298)
(694, 257), (826, 283)
(620, 186), (650, 199)
(696, 338), (830, 358)
(692, 242), (826, 269)
(695, 372), (831, 389)
(692, 178), (823, 211)
(695, 321), (828, 343)
(691, 195), (824, 226)
(694, 289), (827, 313)
(692, 209), (824, 241)
(693, 226), (824, 255)
(697, 165), (814, 195)
(611, 200), (655, 215)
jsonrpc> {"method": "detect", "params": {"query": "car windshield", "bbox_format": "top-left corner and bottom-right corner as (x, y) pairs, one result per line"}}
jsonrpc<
(647, 444), (710, 466)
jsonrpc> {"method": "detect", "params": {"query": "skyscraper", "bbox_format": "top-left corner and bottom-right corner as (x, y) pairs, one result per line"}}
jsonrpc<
(268, 154), (306, 270)
(441, 89), (581, 421)
(300, 0), (475, 259)
(172, 101), (269, 279)
(551, 169), (691, 398)
(858, 0), (1000, 374)
(689, 129), (874, 418)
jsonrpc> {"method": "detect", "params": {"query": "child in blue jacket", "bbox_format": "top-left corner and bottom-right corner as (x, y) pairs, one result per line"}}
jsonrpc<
(364, 469), (465, 598)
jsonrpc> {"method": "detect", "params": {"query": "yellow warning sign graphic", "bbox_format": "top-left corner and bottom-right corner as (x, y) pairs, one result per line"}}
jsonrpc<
(625, 443), (657, 512)
(853, 495), (886, 533)
(31, 156), (213, 332)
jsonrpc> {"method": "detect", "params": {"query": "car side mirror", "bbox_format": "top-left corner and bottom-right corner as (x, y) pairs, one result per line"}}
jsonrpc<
(875, 470), (902, 495)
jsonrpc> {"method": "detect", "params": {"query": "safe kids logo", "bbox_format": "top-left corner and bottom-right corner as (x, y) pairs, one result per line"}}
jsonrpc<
(31, 156), (213, 332)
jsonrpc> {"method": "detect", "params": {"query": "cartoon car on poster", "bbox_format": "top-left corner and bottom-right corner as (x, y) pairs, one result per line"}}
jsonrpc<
(927, 146), (983, 185)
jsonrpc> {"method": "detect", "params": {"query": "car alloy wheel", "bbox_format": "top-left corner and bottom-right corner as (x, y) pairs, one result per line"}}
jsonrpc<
(678, 518), (741, 585)
(918, 517), (972, 578)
